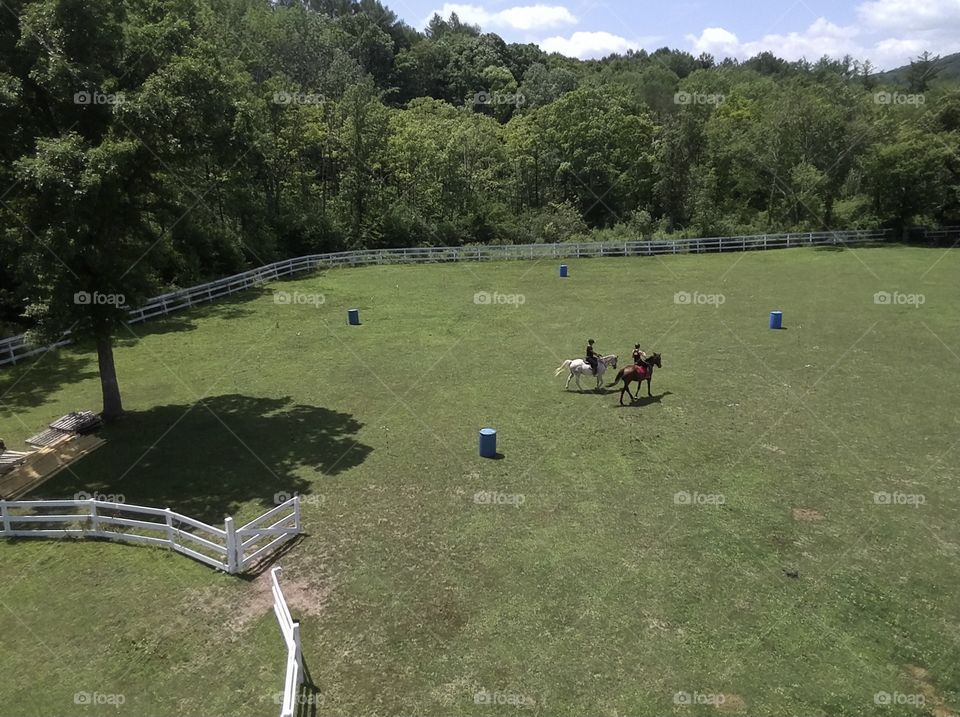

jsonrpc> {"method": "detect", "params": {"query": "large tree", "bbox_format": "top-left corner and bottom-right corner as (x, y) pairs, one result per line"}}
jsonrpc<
(8, 0), (190, 420)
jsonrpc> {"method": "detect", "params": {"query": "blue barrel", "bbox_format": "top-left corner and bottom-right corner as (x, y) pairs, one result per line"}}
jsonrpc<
(560, 264), (568, 278)
(769, 310), (783, 329)
(479, 428), (497, 458)
(348, 308), (360, 325)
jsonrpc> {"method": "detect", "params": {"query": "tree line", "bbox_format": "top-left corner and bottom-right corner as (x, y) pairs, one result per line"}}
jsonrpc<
(1, 0), (958, 416)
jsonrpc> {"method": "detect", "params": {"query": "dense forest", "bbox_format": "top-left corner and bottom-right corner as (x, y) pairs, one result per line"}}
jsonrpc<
(1, 0), (959, 407)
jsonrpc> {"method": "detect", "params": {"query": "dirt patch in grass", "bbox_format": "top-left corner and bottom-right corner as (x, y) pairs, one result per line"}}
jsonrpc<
(904, 665), (957, 717)
(717, 693), (746, 712)
(792, 508), (824, 522)
(232, 570), (329, 629)
(184, 569), (331, 639)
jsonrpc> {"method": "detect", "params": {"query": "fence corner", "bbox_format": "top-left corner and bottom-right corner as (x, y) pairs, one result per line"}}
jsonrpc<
(225, 516), (239, 574)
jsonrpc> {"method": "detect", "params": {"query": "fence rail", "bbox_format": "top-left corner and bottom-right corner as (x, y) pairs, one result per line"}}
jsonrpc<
(271, 566), (304, 717)
(0, 496), (300, 573)
(6, 226), (953, 368)
(234, 498), (301, 573)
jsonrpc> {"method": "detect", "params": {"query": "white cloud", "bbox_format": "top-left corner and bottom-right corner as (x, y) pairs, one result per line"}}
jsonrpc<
(687, 1), (960, 69)
(688, 18), (861, 63)
(424, 4), (577, 31)
(687, 27), (741, 57)
(857, 0), (960, 32)
(539, 31), (653, 59)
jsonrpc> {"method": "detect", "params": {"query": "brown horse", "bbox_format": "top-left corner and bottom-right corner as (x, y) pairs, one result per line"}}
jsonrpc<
(606, 353), (662, 405)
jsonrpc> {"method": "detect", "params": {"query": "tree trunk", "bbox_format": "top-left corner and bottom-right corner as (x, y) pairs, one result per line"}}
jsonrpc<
(96, 333), (124, 422)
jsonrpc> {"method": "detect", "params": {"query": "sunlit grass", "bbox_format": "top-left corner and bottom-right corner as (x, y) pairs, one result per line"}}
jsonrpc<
(1, 245), (958, 716)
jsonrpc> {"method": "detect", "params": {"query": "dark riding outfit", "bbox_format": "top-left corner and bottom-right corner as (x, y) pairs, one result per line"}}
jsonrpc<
(585, 340), (600, 375)
(633, 344), (647, 365)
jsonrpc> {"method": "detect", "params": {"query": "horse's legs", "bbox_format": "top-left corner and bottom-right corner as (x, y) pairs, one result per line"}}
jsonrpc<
(647, 379), (653, 397)
(575, 373), (582, 391)
(565, 372), (572, 390)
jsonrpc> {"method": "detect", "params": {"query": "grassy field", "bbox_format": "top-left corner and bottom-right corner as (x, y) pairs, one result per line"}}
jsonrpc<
(1, 245), (959, 717)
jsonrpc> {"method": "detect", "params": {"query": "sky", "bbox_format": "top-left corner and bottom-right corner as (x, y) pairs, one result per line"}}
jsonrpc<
(390, 0), (960, 69)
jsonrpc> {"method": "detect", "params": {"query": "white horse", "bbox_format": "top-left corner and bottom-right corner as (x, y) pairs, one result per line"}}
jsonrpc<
(554, 354), (618, 391)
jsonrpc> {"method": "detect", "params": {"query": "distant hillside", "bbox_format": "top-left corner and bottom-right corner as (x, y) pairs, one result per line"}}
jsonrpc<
(875, 52), (960, 86)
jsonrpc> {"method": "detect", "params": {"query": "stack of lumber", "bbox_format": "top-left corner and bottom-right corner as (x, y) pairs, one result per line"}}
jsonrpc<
(0, 449), (30, 476)
(0, 435), (105, 499)
(25, 410), (102, 448)
(0, 411), (106, 499)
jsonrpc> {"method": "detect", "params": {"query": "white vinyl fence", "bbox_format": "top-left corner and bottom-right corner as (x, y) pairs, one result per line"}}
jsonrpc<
(1, 226), (939, 367)
(234, 498), (301, 573)
(271, 566), (305, 717)
(0, 495), (300, 573)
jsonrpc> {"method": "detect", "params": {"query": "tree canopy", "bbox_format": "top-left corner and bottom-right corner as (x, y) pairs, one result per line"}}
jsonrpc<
(1, 0), (958, 415)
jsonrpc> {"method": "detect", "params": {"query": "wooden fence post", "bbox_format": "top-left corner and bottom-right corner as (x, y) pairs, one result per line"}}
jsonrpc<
(165, 507), (174, 549)
(225, 516), (239, 573)
(0, 500), (8, 536)
(293, 495), (301, 533)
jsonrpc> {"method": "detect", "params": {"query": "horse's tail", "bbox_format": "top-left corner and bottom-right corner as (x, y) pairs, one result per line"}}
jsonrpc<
(606, 369), (624, 387)
(554, 360), (572, 377)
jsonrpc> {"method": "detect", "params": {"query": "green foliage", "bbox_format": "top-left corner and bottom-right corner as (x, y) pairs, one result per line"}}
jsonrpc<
(2, 0), (959, 351)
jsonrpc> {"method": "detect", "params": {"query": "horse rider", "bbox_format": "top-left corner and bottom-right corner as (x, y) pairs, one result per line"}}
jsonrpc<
(633, 343), (647, 365)
(585, 339), (601, 375)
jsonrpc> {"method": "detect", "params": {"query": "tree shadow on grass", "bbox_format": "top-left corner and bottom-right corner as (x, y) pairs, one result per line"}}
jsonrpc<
(0, 352), (98, 413)
(33, 394), (371, 523)
(0, 291), (273, 412)
(114, 287), (273, 345)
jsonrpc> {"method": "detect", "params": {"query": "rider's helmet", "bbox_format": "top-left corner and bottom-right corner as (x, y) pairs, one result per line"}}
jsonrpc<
(588, 339), (595, 344)
(635, 343), (640, 349)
